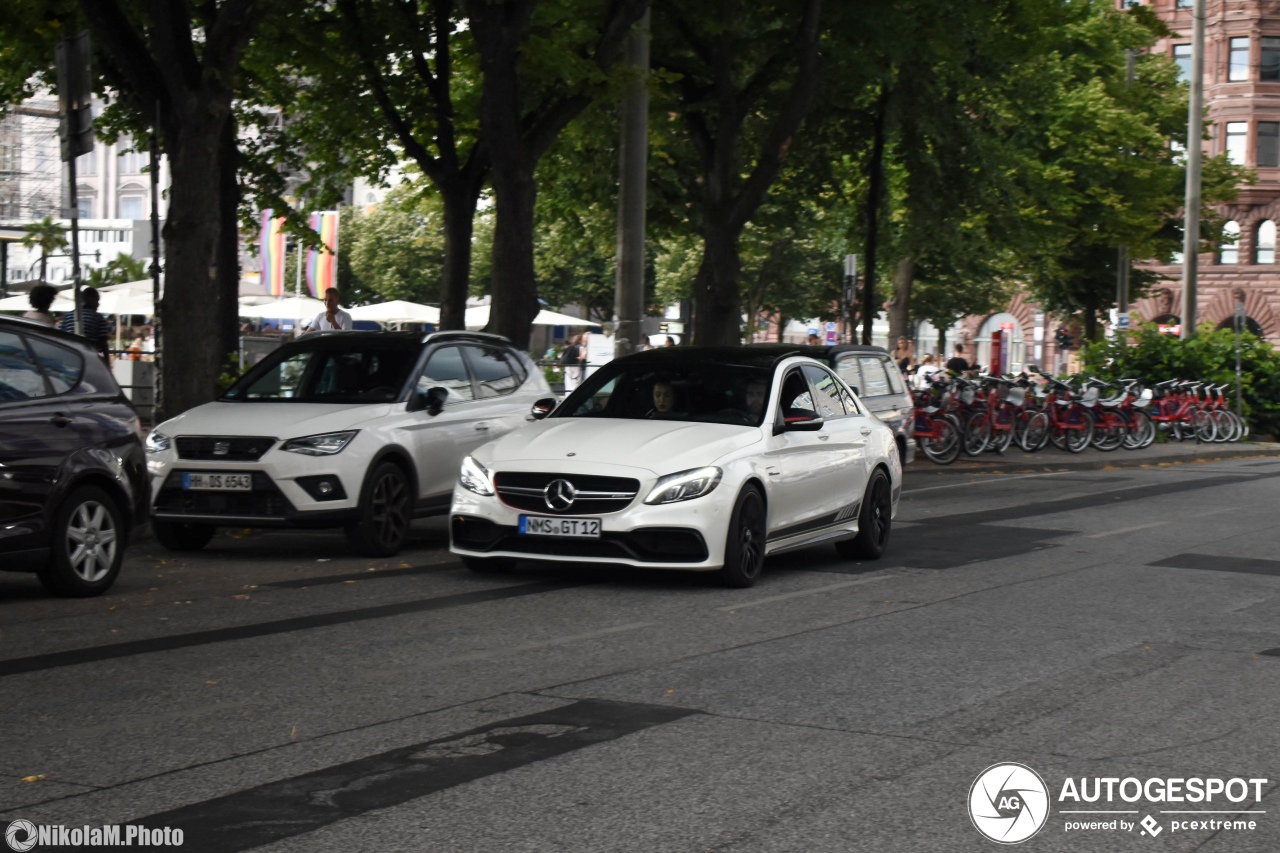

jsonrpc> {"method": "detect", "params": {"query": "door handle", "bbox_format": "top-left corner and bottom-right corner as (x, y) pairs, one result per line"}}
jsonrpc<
(50, 414), (73, 427)
(818, 434), (830, 441)
(474, 422), (490, 431)
(766, 466), (781, 476)
(860, 427), (873, 436)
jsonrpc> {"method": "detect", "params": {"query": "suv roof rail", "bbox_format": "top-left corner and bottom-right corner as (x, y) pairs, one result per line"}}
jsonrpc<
(421, 330), (512, 345)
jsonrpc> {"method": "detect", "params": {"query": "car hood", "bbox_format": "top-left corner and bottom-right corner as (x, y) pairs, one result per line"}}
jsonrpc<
(156, 401), (395, 440)
(477, 418), (762, 476)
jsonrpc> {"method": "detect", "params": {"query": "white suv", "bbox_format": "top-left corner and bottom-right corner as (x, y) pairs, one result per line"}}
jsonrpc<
(145, 331), (550, 556)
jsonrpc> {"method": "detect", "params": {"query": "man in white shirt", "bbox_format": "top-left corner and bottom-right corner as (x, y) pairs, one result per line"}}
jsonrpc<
(305, 287), (353, 333)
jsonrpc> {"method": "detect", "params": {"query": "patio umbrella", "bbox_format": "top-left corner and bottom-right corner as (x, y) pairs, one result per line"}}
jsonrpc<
(0, 293), (75, 313)
(463, 305), (595, 328)
(347, 300), (440, 324)
(238, 295), (326, 320)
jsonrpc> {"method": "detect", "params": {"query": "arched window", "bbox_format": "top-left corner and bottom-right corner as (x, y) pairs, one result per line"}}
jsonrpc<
(1220, 220), (1240, 264)
(1257, 220), (1276, 264)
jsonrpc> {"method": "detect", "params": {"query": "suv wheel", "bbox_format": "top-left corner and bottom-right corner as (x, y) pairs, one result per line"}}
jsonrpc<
(345, 461), (410, 557)
(39, 486), (124, 597)
(152, 519), (216, 552)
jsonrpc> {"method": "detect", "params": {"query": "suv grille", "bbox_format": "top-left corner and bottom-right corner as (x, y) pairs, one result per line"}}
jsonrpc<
(154, 471), (295, 518)
(494, 472), (640, 515)
(176, 436), (275, 461)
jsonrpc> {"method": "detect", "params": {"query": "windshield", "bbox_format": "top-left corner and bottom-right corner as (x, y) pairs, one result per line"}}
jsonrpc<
(222, 340), (419, 403)
(555, 361), (773, 426)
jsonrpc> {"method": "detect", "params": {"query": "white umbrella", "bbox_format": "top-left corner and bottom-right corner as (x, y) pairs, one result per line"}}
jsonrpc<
(464, 305), (595, 329)
(348, 300), (440, 324)
(238, 295), (326, 319)
(95, 290), (155, 316)
(0, 293), (76, 313)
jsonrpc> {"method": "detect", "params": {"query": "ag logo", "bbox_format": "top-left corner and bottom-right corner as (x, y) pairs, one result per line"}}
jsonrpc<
(968, 763), (1050, 844)
(5, 820), (37, 852)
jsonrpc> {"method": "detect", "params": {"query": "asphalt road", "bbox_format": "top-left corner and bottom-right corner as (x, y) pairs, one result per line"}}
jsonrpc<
(4, 457), (1280, 852)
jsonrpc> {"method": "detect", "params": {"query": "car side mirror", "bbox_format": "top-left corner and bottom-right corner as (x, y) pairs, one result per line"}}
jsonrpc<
(849, 385), (860, 396)
(531, 397), (557, 420)
(408, 386), (449, 415)
(774, 413), (825, 435)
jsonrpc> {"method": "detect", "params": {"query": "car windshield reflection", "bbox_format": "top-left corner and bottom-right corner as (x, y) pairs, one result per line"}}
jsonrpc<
(555, 362), (773, 426)
(221, 341), (419, 404)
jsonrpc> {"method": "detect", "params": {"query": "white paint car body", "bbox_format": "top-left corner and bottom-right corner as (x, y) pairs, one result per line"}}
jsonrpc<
(450, 348), (900, 583)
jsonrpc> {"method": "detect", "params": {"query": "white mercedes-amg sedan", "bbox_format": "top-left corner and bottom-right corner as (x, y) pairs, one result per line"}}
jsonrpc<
(450, 346), (901, 587)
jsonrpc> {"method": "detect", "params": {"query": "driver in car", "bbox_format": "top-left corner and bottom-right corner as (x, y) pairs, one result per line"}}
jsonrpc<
(648, 379), (682, 418)
(744, 379), (769, 420)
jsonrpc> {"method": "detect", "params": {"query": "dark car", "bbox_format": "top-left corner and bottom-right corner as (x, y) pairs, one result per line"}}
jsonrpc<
(0, 315), (149, 596)
(750, 344), (915, 464)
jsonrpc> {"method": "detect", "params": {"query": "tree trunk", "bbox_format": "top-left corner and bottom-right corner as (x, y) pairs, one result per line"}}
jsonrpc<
(693, 226), (745, 346)
(1083, 293), (1098, 342)
(887, 256), (916, 343)
(486, 166), (540, 348)
(776, 314), (787, 342)
(158, 112), (234, 419)
(862, 91), (888, 345)
(438, 181), (480, 331)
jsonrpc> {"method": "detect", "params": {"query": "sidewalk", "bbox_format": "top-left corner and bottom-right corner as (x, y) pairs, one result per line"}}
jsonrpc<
(905, 438), (1280, 477)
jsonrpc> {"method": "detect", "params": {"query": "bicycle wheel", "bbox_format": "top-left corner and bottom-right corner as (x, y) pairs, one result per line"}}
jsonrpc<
(1123, 409), (1156, 449)
(1192, 409), (1217, 442)
(1210, 410), (1235, 443)
(1091, 410), (1127, 452)
(919, 417), (961, 465)
(963, 412), (991, 457)
(1020, 412), (1050, 451)
(1064, 407), (1095, 453)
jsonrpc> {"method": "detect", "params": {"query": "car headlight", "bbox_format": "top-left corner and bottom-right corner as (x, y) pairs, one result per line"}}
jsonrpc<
(145, 430), (171, 453)
(644, 466), (722, 505)
(459, 456), (495, 496)
(281, 430), (359, 456)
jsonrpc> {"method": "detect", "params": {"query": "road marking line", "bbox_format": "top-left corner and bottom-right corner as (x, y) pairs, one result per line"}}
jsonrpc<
(440, 622), (655, 665)
(1085, 521), (1169, 538)
(716, 576), (892, 612)
(904, 471), (1076, 494)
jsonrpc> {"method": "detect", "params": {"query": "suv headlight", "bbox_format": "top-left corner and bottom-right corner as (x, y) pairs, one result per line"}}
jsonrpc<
(281, 430), (358, 456)
(145, 430), (171, 453)
(644, 466), (722, 505)
(459, 456), (495, 496)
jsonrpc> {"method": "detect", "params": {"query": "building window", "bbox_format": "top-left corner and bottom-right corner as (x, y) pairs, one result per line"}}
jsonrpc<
(118, 138), (143, 174)
(76, 197), (92, 219)
(119, 196), (143, 219)
(1264, 38), (1280, 82)
(1260, 122), (1280, 167)
(1220, 220), (1240, 264)
(76, 151), (95, 176)
(1230, 37), (1250, 82)
(1174, 44), (1192, 82)
(1176, 0), (1192, 7)
(1226, 122), (1248, 165)
(1258, 221), (1276, 264)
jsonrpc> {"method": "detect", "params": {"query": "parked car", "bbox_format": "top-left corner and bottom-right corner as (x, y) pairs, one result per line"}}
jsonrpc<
(450, 346), (901, 587)
(768, 344), (916, 464)
(0, 315), (149, 596)
(145, 331), (550, 557)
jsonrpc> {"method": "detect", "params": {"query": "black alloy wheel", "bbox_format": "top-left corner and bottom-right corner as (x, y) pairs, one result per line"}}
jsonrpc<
(346, 461), (411, 557)
(718, 487), (766, 588)
(836, 469), (892, 561)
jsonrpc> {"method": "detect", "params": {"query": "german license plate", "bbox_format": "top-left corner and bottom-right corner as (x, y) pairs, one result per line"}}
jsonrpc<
(519, 515), (601, 538)
(182, 472), (252, 491)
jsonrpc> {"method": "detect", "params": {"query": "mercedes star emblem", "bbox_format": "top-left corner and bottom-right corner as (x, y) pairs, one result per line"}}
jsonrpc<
(544, 478), (577, 511)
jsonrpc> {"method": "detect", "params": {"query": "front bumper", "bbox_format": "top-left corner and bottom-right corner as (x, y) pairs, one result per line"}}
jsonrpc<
(449, 481), (730, 571)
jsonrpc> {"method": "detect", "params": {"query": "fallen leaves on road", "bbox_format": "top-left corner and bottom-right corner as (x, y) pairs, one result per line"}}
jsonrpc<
(20, 775), (45, 783)
(290, 725), (298, 741)
(206, 680), (218, 686)
(232, 594), (250, 600)
(399, 562), (412, 569)
(342, 580), (357, 585)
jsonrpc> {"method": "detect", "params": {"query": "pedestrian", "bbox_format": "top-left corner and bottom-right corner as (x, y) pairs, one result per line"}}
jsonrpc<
(22, 284), (58, 326)
(915, 353), (940, 389)
(561, 334), (584, 393)
(807, 333), (822, 346)
(892, 336), (915, 373)
(57, 287), (111, 362)
(664, 335), (676, 347)
(304, 287), (353, 333)
(945, 343), (971, 375)
(140, 324), (155, 361)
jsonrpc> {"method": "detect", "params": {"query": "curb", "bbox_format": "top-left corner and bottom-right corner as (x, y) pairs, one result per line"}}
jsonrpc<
(904, 442), (1280, 477)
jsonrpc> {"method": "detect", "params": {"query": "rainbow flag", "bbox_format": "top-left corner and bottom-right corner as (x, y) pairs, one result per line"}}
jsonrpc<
(259, 210), (287, 296)
(306, 211), (339, 298)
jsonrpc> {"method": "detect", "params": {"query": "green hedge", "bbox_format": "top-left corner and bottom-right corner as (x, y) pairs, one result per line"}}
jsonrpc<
(1079, 324), (1280, 437)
